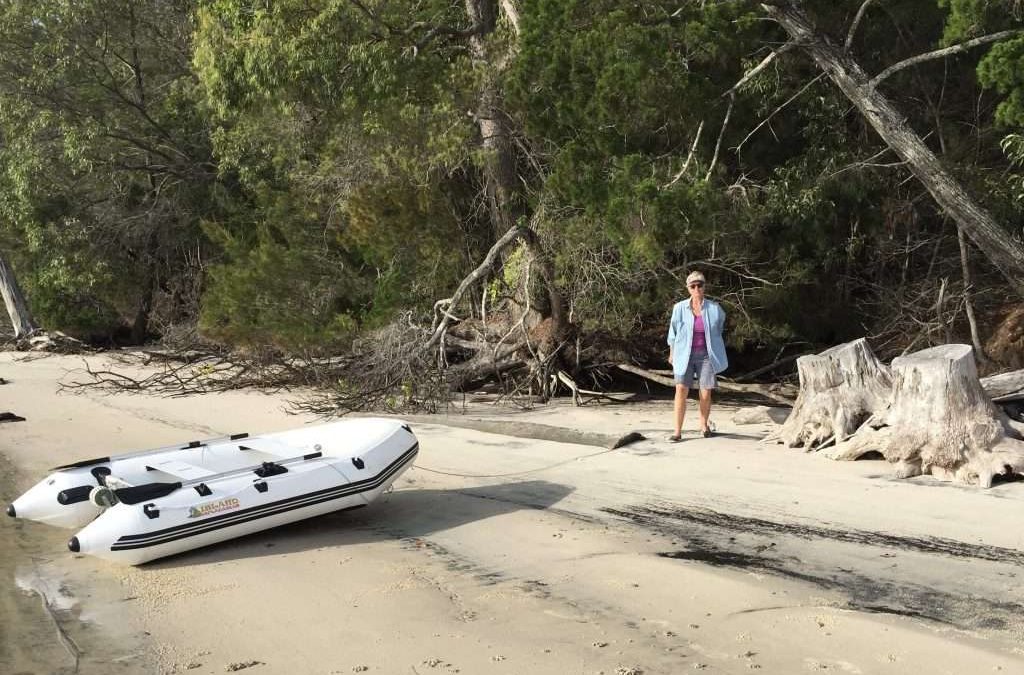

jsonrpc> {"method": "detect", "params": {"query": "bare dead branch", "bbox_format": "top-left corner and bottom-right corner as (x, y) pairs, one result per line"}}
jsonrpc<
(663, 120), (704, 188)
(616, 362), (796, 406)
(500, 0), (521, 35)
(705, 95), (734, 182)
(721, 44), (793, 99)
(870, 30), (1024, 89)
(735, 73), (826, 155)
(427, 223), (525, 350)
(845, 0), (877, 49)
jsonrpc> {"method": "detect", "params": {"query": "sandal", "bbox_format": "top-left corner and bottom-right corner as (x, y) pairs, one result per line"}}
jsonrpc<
(668, 434), (683, 443)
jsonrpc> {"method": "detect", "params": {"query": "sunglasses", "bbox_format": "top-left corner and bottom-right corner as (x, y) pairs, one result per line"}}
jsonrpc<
(688, 282), (704, 289)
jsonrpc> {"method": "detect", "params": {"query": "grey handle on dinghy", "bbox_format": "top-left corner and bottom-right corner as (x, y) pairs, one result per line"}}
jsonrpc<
(51, 432), (251, 470)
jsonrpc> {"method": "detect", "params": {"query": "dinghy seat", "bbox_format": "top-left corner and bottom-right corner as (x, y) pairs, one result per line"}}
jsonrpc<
(145, 460), (217, 482)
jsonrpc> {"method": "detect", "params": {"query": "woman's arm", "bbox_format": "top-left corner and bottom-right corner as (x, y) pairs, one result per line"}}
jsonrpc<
(667, 304), (677, 365)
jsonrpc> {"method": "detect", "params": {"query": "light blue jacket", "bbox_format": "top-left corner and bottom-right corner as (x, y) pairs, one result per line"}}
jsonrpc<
(667, 298), (728, 377)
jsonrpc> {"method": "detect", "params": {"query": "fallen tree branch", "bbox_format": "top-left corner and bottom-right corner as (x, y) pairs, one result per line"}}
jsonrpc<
(981, 368), (1024, 402)
(427, 223), (526, 351)
(615, 363), (796, 406)
(61, 351), (313, 398)
(734, 350), (811, 381)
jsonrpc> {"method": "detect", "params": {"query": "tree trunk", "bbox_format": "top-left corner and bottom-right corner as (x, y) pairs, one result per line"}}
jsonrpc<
(465, 0), (522, 234)
(131, 274), (155, 344)
(957, 225), (988, 364)
(0, 251), (38, 338)
(461, 0), (569, 392)
(764, 338), (891, 449)
(829, 344), (1024, 487)
(762, 2), (1024, 298)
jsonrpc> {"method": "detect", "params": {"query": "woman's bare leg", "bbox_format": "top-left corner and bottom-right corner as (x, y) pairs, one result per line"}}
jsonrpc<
(699, 388), (712, 431)
(674, 384), (689, 436)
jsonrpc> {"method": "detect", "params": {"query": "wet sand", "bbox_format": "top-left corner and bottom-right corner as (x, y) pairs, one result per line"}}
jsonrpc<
(0, 452), (152, 674)
(3, 352), (1024, 674)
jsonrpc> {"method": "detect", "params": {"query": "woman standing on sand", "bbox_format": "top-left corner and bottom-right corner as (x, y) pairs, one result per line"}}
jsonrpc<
(667, 271), (728, 441)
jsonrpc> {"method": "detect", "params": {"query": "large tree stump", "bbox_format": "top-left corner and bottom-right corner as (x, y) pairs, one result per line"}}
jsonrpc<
(765, 338), (891, 450)
(829, 344), (1024, 487)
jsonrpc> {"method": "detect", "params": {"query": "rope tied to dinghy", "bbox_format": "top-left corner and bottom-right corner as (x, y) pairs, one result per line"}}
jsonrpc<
(411, 445), (623, 479)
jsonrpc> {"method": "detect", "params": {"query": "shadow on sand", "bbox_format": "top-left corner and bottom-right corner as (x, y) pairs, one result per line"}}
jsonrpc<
(147, 479), (574, 568)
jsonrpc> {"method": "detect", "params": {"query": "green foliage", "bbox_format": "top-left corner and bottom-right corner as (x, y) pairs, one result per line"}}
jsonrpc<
(343, 179), (470, 321)
(0, 0), (218, 341)
(190, 0), (496, 347)
(16, 223), (121, 336)
(978, 36), (1024, 127)
(1001, 134), (1024, 202)
(199, 216), (364, 351)
(936, 0), (1024, 127)
(2, 0), (1024, 368)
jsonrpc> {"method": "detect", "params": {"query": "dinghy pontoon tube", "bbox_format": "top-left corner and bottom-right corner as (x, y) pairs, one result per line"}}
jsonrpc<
(8, 430), (254, 529)
(10, 418), (418, 564)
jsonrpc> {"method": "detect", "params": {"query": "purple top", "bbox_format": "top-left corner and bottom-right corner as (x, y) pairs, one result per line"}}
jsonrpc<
(692, 313), (707, 354)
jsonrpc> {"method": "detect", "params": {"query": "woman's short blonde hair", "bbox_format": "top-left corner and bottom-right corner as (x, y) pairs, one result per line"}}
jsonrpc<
(686, 270), (706, 285)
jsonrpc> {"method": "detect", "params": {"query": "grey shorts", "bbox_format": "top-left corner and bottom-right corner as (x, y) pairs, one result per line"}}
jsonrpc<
(675, 351), (716, 389)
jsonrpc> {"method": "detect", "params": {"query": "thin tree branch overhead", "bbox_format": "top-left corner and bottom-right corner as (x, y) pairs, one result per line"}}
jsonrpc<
(845, 0), (877, 49)
(870, 29), (1024, 89)
(721, 44), (793, 99)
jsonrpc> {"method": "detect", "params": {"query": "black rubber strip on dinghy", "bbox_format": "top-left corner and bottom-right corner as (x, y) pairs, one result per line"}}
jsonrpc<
(114, 481), (183, 505)
(52, 456), (112, 471)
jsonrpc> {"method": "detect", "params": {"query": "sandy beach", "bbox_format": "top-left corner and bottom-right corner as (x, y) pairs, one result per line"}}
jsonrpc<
(2, 352), (1024, 675)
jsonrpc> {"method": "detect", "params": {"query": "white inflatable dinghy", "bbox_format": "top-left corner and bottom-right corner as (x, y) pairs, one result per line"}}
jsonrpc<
(7, 418), (417, 564)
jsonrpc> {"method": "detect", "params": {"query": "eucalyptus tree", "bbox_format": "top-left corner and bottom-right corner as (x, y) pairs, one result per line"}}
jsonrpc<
(0, 250), (37, 338)
(0, 0), (214, 341)
(759, 0), (1024, 298)
(194, 0), (576, 394)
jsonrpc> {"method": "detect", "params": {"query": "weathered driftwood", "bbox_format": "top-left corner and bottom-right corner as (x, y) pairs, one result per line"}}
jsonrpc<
(764, 338), (891, 450)
(980, 369), (1024, 402)
(733, 405), (791, 425)
(18, 331), (86, 353)
(827, 344), (1024, 487)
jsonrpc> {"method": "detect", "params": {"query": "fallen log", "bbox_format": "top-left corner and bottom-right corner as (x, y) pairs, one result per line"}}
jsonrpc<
(615, 363), (795, 406)
(980, 368), (1024, 402)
